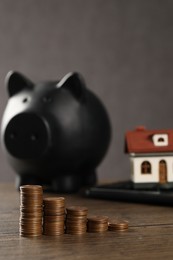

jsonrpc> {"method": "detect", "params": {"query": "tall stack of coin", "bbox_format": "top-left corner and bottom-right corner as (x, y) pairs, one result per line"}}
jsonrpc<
(87, 216), (108, 233)
(43, 197), (65, 236)
(19, 185), (43, 237)
(108, 219), (129, 232)
(66, 206), (88, 235)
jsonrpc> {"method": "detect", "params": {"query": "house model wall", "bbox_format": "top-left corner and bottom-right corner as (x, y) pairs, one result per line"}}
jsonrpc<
(125, 126), (173, 189)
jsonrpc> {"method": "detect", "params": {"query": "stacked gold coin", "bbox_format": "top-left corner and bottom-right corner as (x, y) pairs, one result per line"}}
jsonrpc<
(43, 197), (65, 235)
(66, 206), (88, 235)
(87, 216), (108, 232)
(108, 219), (129, 232)
(19, 185), (43, 237)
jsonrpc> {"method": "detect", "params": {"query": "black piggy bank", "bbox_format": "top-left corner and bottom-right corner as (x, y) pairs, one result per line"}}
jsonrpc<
(1, 71), (111, 192)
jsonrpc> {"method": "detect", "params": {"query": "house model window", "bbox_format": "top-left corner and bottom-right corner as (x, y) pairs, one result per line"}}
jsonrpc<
(141, 161), (151, 174)
(152, 134), (168, 146)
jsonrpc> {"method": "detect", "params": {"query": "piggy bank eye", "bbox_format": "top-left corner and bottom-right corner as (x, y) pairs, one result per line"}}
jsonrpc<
(42, 96), (52, 103)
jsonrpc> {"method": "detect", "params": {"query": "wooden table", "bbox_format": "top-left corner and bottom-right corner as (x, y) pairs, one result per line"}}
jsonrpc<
(1, 183), (173, 260)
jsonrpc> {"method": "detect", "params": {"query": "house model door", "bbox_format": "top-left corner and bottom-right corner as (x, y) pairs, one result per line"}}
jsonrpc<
(159, 160), (167, 184)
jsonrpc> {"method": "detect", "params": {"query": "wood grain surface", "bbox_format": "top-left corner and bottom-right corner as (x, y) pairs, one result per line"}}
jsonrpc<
(0, 183), (173, 260)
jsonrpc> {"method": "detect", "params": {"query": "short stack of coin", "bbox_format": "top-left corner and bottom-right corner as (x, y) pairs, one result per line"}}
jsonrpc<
(66, 206), (88, 235)
(108, 219), (129, 232)
(43, 197), (65, 236)
(19, 185), (43, 237)
(87, 216), (108, 233)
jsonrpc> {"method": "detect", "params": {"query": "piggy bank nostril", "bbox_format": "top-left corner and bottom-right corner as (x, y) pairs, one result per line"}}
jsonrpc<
(30, 134), (38, 141)
(9, 132), (17, 140)
(42, 96), (52, 103)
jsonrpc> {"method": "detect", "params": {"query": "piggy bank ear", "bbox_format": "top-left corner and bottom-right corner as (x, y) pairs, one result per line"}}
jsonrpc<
(57, 72), (86, 102)
(5, 71), (34, 97)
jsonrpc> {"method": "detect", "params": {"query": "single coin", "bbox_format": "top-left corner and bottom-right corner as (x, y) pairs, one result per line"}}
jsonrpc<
(43, 197), (65, 207)
(87, 216), (109, 223)
(20, 185), (43, 190)
(66, 230), (86, 235)
(66, 215), (87, 221)
(66, 206), (88, 216)
(43, 210), (65, 216)
(44, 215), (65, 222)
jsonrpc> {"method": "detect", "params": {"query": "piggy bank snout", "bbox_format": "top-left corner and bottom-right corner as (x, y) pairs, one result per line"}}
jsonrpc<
(4, 113), (50, 159)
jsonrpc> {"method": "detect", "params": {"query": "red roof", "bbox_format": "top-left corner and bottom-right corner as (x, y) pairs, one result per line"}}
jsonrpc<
(125, 126), (173, 153)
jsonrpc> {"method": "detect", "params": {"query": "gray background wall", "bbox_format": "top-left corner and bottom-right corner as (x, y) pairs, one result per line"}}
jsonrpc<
(0, 0), (173, 183)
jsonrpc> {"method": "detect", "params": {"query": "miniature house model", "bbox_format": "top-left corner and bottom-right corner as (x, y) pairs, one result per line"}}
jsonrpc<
(125, 126), (173, 189)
